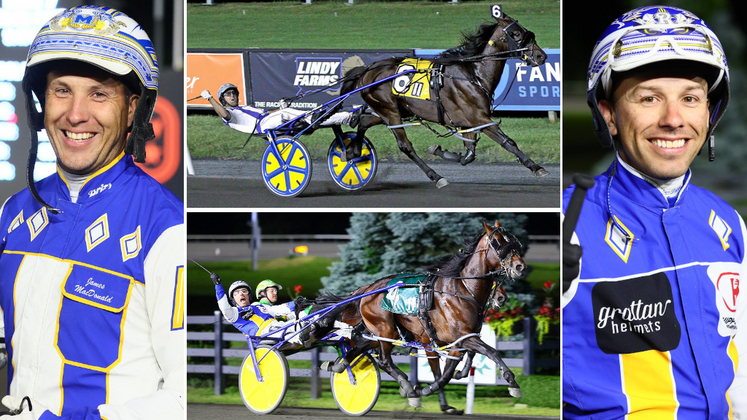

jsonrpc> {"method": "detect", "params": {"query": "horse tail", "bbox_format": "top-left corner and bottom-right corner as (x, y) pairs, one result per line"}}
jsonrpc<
(340, 66), (367, 95)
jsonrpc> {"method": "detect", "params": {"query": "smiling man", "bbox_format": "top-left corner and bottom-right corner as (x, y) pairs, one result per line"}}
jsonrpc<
(0, 6), (184, 420)
(562, 5), (746, 419)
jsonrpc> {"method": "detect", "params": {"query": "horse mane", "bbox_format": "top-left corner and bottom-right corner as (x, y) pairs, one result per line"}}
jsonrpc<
(433, 21), (500, 65)
(423, 233), (483, 278)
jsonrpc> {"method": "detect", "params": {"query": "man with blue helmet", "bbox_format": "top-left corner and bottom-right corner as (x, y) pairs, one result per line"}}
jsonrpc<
(562, 6), (745, 419)
(201, 84), (363, 135)
(0, 6), (184, 420)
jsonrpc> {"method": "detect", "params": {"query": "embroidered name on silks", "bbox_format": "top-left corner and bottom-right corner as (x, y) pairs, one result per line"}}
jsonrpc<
(392, 58), (433, 100)
(592, 273), (680, 354)
(73, 278), (114, 304)
(63, 265), (132, 311)
(88, 183), (112, 198)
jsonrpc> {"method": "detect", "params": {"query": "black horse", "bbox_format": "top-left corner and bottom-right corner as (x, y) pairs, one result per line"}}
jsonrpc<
(340, 12), (549, 188)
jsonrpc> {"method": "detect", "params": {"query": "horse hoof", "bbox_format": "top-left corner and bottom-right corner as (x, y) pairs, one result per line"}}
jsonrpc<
(508, 387), (523, 398)
(442, 406), (463, 415)
(533, 167), (549, 177)
(408, 397), (422, 408)
(436, 178), (449, 188)
(427, 145), (441, 155)
(320, 361), (332, 371)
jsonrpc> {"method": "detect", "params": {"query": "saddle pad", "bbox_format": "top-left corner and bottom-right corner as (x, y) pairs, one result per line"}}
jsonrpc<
(391, 58), (432, 101)
(381, 273), (427, 315)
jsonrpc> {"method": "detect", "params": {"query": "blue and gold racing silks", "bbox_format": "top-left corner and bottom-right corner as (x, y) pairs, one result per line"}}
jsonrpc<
(215, 283), (297, 338)
(0, 153), (185, 420)
(562, 157), (746, 420)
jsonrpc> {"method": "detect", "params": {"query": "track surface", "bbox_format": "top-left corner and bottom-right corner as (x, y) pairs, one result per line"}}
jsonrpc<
(188, 403), (560, 420)
(187, 160), (560, 208)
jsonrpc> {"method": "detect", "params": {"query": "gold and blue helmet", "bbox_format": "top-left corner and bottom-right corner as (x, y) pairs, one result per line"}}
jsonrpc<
(587, 6), (729, 156)
(22, 5), (159, 210)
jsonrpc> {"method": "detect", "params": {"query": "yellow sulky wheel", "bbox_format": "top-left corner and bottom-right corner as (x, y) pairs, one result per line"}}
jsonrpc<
(330, 353), (381, 416)
(327, 132), (377, 191)
(262, 136), (312, 197)
(239, 347), (289, 414)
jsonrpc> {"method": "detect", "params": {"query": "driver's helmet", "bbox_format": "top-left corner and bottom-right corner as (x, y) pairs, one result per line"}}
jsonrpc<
(587, 6), (729, 154)
(228, 281), (252, 306)
(22, 5), (159, 211)
(218, 83), (239, 106)
(255, 279), (282, 299)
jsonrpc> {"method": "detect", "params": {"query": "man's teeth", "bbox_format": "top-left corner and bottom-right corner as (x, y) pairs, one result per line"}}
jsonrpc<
(652, 139), (685, 149)
(66, 131), (94, 140)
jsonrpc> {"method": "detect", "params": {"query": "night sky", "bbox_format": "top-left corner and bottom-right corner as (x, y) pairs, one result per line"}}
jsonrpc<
(187, 212), (559, 236)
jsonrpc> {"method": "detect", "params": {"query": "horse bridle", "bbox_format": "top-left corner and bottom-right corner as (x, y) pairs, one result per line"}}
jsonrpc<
(472, 18), (539, 66)
(449, 227), (523, 280)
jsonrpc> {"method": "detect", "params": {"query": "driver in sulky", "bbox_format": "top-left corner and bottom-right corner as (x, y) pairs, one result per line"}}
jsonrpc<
(201, 83), (363, 135)
(211, 274), (309, 348)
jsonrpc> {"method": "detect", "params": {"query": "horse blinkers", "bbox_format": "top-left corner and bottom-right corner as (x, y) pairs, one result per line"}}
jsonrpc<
(497, 19), (543, 66)
(488, 228), (522, 261)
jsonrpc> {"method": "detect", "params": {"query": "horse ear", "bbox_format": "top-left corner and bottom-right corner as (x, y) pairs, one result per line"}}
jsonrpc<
(482, 220), (491, 232)
(494, 221), (502, 228)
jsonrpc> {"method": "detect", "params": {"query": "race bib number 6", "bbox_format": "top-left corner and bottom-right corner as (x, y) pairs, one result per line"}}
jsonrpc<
(491, 4), (503, 19)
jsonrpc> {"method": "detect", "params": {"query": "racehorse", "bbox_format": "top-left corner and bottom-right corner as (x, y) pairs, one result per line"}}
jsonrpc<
(339, 11), (549, 188)
(312, 221), (525, 412)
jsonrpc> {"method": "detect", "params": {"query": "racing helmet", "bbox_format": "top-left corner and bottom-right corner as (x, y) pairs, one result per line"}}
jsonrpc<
(256, 279), (282, 299)
(587, 6), (729, 159)
(218, 83), (239, 106)
(22, 6), (159, 211)
(228, 281), (252, 306)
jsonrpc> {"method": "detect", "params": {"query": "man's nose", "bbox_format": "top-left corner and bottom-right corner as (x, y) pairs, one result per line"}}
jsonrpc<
(67, 95), (91, 124)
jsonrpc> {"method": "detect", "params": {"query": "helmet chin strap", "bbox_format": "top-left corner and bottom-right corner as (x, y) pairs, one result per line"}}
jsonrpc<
(24, 88), (60, 214)
(125, 87), (157, 163)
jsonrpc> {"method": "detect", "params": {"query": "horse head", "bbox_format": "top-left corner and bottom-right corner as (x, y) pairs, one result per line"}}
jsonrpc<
(481, 220), (525, 280)
(492, 14), (547, 67)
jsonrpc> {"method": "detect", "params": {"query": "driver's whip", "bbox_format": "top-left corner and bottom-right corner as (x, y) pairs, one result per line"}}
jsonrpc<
(562, 173), (595, 292)
(189, 258), (213, 275)
(187, 96), (203, 102)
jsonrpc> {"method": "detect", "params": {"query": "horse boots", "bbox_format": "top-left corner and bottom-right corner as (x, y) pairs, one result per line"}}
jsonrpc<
(427, 145), (463, 164)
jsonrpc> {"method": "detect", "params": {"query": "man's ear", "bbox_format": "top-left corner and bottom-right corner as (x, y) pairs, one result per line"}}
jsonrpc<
(127, 94), (140, 129)
(598, 99), (617, 136)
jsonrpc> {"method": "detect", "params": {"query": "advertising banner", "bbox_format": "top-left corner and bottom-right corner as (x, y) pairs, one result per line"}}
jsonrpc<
(249, 50), (409, 111)
(187, 53), (248, 108)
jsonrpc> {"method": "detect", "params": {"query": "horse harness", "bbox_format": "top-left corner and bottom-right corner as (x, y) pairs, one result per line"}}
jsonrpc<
(396, 17), (538, 138)
(402, 227), (523, 345)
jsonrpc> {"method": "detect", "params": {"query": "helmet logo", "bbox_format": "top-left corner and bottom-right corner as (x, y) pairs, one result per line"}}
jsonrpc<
(613, 40), (623, 58)
(50, 8), (124, 36)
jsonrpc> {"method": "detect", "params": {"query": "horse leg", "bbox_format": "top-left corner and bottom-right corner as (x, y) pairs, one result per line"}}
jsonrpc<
(422, 352), (464, 415)
(483, 125), (549, 177)
(320, 335), (373, 373)
(453, 351), (475, 380)
(390, 127), (448, 188)
(372, 341), (421, 407)
(462, 337), (522, 398)
(427, 134), (477, 166)
(344, 113), (383, 162)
